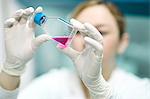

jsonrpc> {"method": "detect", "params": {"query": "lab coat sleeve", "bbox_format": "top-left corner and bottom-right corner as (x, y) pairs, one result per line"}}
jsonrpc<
(0, 86), (19, 99)
(108, 87), (121, 99)
(109, 79), (150, 99)
(107, 69), (150, 99)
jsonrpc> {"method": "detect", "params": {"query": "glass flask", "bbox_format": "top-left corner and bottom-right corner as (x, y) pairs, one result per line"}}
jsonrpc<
(34, 12), (77, 48)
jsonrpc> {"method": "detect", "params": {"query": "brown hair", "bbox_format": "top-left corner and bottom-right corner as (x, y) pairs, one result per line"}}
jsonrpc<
(71, 0), (125, 38)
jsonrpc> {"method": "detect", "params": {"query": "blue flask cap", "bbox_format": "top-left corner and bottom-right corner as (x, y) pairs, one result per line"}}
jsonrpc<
(34, 12), (47, 25)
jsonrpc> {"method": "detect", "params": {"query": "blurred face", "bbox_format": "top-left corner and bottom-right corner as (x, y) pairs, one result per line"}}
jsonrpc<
(72, 5), (121, 71)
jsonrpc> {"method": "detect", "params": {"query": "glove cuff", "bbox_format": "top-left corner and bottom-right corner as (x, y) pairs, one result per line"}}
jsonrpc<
(1, 62), (26, 76)
(85, 75), (113, 99)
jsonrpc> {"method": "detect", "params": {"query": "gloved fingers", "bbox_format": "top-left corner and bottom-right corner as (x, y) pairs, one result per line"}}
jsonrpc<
(84, 36), (103, 53)
(24, 7), (34, 15)
(34, 6), (43, 13)
(13, 9), (24, 21)
(4, 18), (18, 28)
(84, 23), (103, 44)
(32, 34), (51, 49)
(70, 19), (103, 44)
(57, 45), (79, 60)
(19, 7), (34, 24)
(28, 6), (43, 28)
(70, 19), (88, 35)
(70, 19), (85, 31)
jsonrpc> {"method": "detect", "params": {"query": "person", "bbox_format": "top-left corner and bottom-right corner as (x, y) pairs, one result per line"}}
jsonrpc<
(0, 0), (150, 99)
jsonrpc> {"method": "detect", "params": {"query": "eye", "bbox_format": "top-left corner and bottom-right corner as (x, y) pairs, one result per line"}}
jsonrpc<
(76, 31), (80, 34)
(98, 30), (108, 36)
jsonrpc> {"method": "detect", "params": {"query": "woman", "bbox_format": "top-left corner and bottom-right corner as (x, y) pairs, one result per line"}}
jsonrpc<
(0, 0), (149, 99)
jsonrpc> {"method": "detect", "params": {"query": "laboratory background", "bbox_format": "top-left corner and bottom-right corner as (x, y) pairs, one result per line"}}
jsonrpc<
(0, 0), (149, 89)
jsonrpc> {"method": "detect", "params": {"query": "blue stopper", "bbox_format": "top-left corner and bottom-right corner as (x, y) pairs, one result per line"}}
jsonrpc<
(34, 12), (47, 25)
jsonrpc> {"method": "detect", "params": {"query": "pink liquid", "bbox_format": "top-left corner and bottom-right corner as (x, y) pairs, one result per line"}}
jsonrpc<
(52, 36), (72, 47)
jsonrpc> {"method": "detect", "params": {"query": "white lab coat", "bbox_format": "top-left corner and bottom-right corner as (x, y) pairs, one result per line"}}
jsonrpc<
(0, 68), (150, 99)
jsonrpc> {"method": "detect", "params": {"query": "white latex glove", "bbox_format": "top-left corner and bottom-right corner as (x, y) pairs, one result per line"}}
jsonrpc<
(58, 19), (113, 99)
(2, 7), (51, 76)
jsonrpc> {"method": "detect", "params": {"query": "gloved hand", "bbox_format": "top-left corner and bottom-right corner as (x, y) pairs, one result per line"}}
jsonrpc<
(58, 19), (112, 99)
(2, 7), (51, 76)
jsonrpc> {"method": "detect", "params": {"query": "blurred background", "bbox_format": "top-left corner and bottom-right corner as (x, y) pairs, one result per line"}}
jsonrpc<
(0, 0), (149, 89)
